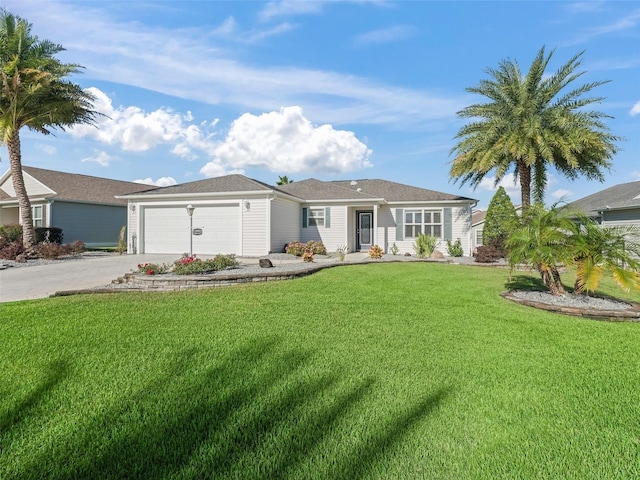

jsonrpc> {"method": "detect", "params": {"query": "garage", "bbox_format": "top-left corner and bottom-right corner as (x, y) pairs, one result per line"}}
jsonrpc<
(142, 204), (240, 255)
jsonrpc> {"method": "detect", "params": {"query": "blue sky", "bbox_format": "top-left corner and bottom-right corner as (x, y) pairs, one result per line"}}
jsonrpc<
(2, 0), (639, 209)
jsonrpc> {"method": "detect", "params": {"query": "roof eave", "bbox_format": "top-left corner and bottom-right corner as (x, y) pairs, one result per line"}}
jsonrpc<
(118, 189), (280, 201)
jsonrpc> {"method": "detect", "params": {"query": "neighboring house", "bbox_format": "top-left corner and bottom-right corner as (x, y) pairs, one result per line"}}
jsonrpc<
(120, 175), (477, 256)
(470, 209), (487, 252)
(566, 180), (640, 229)
(0, 166), (150, 247)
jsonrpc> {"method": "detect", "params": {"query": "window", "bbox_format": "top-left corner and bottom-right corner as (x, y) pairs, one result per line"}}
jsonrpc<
(32, 205), (43, 228)
(404, 209), (442, 238)
(308, 208), (324, 227)
(475, 229), (483, 246)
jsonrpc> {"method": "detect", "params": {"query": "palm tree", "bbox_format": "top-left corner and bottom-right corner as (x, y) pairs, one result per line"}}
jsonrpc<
(571, 216), (640, 295)
(0, 10), (100, 250)
(276, 175), (293, 185)
(506, 203), (575, 296)
(450, 46), (620, 208)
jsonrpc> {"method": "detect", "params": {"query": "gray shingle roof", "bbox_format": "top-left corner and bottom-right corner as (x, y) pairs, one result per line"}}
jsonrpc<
(472, 209), (487, 225)
(276, 178), (379, 200)
(124, 174), (293, 197)
(330, 179), (476, 202)
(566, 180), (640, 215)
(2, 166), (152, 205)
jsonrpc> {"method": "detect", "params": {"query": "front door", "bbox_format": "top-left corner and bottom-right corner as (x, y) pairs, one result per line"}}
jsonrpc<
(356, 211), (373, 251)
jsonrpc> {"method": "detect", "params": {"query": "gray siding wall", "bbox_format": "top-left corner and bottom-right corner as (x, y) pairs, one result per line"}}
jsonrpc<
(270, 197), (301, 253)
(602, 209), (640, 227)
(50, 201), (127, 247)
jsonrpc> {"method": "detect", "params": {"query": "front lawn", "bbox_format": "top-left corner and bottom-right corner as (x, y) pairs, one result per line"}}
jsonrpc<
(2, 263), (640, 479)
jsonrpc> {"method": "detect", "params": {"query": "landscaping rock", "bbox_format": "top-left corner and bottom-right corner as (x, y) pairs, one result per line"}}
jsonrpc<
(430, 250), (445, 260)
(259, 258), (274, 268)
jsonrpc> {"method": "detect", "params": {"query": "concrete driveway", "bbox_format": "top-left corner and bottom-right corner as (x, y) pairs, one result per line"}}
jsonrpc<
(0, 254), (180, 303)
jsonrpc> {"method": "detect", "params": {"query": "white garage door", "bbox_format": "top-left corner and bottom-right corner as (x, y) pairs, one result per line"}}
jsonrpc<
(143, 204), (240, 254)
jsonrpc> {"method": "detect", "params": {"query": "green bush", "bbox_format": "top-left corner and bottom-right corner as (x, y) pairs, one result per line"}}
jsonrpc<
(473, 245), (501, 263)
(36, 227), (63, 244)
(306, 240), (327, 255)
(0, 223), (22, 242)
(446, 238), (464, 257)
(413, 233), (437, 258)
(285, 240), (327, 256)
(172, 254), (240, 275)
(483, 186), (518, 255)
(136, 262), (170, 275)
(285, 241), (306, 256)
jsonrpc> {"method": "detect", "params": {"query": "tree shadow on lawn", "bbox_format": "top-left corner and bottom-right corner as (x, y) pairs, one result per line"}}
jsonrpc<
(14, 338), (449, 479)
(0, 359), (69, 435)
(505, 274), (548, 292)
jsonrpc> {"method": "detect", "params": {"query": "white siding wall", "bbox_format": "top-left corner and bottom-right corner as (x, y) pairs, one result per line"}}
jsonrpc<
(382, 204), (473, 256)
(301, 205), (348, 252)
(242, 197), (269, 256)
(128, 204), (138, 254)
(270, 197), (301, 253)
(1, 173), (53, 197)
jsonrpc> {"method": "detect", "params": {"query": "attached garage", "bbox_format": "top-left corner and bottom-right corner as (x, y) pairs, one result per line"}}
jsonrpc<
(142, 204), (240, 255)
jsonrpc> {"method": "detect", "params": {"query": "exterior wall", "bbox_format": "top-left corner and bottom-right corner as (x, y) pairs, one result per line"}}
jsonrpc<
(0, 206), (19, 225)
(241, 197), (269, 256)
(301, 205), (348, 252)
(602, 209), (640, 228)
(471, 224), (484, 253)
(128, 204), (138, 253)
(51, 201), (127, 247)
(382, 204), (473, 256)
(270, 197), (301, 253)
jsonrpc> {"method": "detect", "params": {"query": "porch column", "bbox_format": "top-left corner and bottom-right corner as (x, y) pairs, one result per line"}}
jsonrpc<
(373, 204), (378, 249)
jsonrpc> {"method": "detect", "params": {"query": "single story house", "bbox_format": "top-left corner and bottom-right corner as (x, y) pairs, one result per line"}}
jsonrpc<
(0, 166), (151, 247)
(120, 175), (478, 256)
(566, 180), (640, 229)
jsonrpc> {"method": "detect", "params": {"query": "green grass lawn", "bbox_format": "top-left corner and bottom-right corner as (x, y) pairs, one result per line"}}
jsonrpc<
(2, 263), (640, 479)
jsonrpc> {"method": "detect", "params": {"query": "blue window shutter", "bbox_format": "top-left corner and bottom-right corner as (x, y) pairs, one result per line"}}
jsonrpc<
(396, 208), (404, 241)
(443, 207), (452, 240)
(325, 207), (331, 228)
(302, 207), (308, 228)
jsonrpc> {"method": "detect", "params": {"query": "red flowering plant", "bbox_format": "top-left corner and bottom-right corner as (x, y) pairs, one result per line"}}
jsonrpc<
(136, 262), (169, 275)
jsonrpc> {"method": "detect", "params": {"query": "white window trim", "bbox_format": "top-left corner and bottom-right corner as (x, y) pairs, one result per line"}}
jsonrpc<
(404, 208), (443, 239)
(308, 207), (325, 227)
(32, 205), (43, 228)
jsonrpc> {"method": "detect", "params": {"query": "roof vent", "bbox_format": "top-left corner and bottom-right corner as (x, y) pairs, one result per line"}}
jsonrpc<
(356, 188), (361, 192)
(350, 180), (357, 186)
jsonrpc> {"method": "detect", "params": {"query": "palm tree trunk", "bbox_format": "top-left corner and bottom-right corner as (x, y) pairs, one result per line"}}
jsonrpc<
(518, 160), (531, 209)
(8, 130), (37, 251)
(539, 265), (566, 296)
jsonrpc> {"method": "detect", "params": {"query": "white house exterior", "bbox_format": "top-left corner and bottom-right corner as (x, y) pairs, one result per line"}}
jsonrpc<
(120, 175), (478, 257)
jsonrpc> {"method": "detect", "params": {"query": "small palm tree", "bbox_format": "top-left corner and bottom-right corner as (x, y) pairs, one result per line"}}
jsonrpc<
(571, 217), (640, 295)
(450, 46), (619, 208)
(276, 175), (293, 185)
(506, 203), (575, 296)
(0, 10), (100, 250)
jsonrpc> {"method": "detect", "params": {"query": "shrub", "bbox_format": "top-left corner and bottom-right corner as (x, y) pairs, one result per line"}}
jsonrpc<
(34, 242), (70, 259)
(446, 238), (464, 257)
(390, 242), (399, 255)
(137, 262), (169, 275)
(0, 223), (22, 242)
(285, 241), (306, 256)
(474, 245), (501, 263)
(285, 240), (327, 256)
(36, 227), (63, 244)
(413, 233), (437, 258)
(69, 240), (86, 256)
(171, 254), (241, 275)
(483, 186), (518, 255)
(116, 225), (127, 255)
(0, 238), (25, 260)
(302, 251), (314, 263)
(306, 240), (327, 255)
(335, 245), (347, 261)
(368, 244), (384, 259)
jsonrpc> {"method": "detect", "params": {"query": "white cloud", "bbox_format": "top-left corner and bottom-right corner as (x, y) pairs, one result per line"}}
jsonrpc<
(6, 1), (465, 127)
(259, 1), (325, 21)
(630, 171), (640, 180)
(70, 88), (219, 159)
(353, 25), (416, 47)
(200, 106), (372, 177)
(36, 144), (57, 155)
(551, 189), (574, 200)
(80, 150), (114, 166)
(134, 176), (178, 187)
(630, 101), (640, 116)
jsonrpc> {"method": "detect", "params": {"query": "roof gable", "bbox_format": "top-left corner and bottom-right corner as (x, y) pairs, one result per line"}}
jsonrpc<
(1, 166), (152, 205)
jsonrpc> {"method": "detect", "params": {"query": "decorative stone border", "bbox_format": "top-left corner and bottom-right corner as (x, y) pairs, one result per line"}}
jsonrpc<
(501, 291), (640, 322)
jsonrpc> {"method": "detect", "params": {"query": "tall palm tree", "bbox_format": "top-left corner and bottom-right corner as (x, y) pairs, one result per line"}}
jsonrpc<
(0, 10), (100, 250)
(450, 46), (620, 208)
